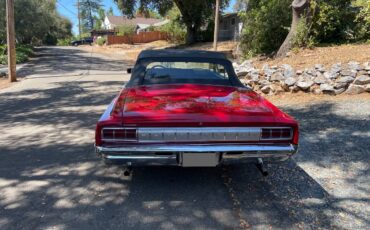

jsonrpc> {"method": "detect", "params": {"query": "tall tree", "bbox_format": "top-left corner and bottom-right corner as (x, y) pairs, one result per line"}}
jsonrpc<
(94, 7), (106, 29)
(114, 0), (229, 44)
(80, 0), (102, 32)
(107, 7), (114, 16)
(276, 0), (310, 57)
(0, 0), (72, 44)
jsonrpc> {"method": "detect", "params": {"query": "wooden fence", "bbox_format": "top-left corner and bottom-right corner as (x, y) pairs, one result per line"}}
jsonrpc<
(106, 31), (168, 45)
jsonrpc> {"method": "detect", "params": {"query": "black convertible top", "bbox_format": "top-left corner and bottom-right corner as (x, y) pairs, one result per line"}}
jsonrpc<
(125, 49), (245, 88)
(138, 49), (227, 60)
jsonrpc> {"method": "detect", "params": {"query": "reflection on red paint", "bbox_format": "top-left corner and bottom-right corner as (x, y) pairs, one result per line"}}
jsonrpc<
(96, 84), (299, 145)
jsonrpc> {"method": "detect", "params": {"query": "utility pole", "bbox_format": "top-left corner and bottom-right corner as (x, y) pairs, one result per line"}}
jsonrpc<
(77, 0), (82, 39)
(6, 0), (16, 82)
(213, 0), (220, 51)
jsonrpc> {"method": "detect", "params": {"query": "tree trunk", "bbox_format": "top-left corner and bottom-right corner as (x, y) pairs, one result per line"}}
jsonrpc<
(173, 0), (200, 45)
(276, 0), (310, 58)
(186, 25), (197, 44)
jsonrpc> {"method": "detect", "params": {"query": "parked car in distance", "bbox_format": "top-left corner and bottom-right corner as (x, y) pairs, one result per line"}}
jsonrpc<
(95, 50), (299, 173)
(70, 38), (93, 46)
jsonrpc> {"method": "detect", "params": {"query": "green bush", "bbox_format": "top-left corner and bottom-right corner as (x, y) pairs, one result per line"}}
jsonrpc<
(353, 0), (370, 41)
(157, 6), (186, 44)
(57, 37), (73, 46)
(116, 25), (136, 36)
(309, 0), (351, 43)
(239, 0), (292, 57)
(0, 54), (6, 64)
(292, 16), (316, 49)
(16, 45), (33, 56)
(0, 44), (33, 64)
(96, 37), (106, 46)
(0, 44), (6, 55)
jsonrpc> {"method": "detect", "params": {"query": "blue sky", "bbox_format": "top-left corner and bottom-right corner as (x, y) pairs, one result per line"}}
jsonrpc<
(57, 0), (236, 35)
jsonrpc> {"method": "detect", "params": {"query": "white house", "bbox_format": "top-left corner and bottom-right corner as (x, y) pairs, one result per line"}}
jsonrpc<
(102, 16), (168, 32)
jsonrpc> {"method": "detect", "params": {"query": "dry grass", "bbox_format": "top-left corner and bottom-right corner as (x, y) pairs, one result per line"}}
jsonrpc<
(265, 91), (370, 106)
(0, 78), (18, 90)
(253, 43), (370, 69)
(83, 40), (174, 61)
(87, 40), (238, 61)
(178, 41), (238, 51)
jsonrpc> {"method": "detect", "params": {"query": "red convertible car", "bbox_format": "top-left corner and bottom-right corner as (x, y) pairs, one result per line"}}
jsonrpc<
(95, 50), (298, 174)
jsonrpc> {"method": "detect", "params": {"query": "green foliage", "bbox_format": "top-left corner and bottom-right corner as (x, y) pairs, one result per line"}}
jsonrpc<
(0, 44), (6, 55)
(136, 9), (162, 19)
(199, 20), (215, 42)
(310, 0), (349, 43)
(292, 16), (315, 49)
(239, 0), (292, 57)
(353, 0), (370, 40)
(94, 7), (106, 30)
(156, 6), (186, 44)
(57, 38), (73, 46)
(116, 25), (137, 36)
(0, 0), (72, 45)
(114, 0), (173, 17)
(310, 0), (369, 43)
(80, 0), (102, 32)
(0, 45), (33, 64)
(114, 0), (229, 44)
(96, 37), (106, 46)
(239, 0), (370, 57)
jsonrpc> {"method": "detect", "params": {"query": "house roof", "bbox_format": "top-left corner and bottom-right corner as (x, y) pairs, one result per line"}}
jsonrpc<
(106, 16), (163, 26)
(221, 12), (239, 18)
(138, 49), (227, 60)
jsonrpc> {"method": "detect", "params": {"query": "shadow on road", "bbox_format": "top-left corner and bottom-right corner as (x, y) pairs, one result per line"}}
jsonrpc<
(0, 76), (368, 229)
(16, 47), (133, 78)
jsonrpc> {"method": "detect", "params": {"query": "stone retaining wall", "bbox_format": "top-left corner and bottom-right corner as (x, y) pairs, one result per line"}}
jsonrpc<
(234, 61), (370, 95)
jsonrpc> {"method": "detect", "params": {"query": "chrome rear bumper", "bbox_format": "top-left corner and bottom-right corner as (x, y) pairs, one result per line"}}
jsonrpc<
(96, 144), (298, 166)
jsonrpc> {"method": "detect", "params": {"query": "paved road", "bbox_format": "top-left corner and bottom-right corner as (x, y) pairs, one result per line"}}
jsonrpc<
(0, 47), (369, 230)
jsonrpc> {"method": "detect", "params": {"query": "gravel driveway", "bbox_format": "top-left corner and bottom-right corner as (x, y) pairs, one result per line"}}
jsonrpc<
(0, 47), (369, 230)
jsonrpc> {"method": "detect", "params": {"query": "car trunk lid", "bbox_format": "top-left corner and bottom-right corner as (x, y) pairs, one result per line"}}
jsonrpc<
(119, 84), (282, 126)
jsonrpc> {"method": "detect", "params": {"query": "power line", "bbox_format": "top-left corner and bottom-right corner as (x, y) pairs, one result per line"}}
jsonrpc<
(56, 0), (78, 17)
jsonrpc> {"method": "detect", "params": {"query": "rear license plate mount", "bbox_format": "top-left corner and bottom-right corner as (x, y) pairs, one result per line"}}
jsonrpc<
(181, 153), (220, 167)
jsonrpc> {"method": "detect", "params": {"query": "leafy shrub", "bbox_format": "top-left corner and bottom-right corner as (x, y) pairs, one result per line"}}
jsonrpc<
(239, 0), (370, 57)
(116, 25), (136, 36)
(15, 51), (29, 63)
(57, 37), (73, 46)
(16, 45), (33, 56)
(309, 0), (348, 43)
(199, 20), (214, 42)
(0, 44), (6, 55)
(239, 0), (292, 57)
(353, 0), (370, 40)
(96, 37), (106, 46)
(0, 54), (6, 64)
(157, 6), (186, 44)
(292, 16), (315, 49)
(0, 44), (33, 64)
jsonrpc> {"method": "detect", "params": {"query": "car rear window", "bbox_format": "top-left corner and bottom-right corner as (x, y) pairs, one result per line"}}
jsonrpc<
(141, 61), (232, 86)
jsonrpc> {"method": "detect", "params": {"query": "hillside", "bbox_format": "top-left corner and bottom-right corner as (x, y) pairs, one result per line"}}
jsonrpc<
(252, 43), (370, 70)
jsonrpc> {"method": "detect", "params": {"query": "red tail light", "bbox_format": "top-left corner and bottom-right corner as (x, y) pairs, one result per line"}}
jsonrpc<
(261, 128), (293, 140)
(101, 128), (137, 142)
